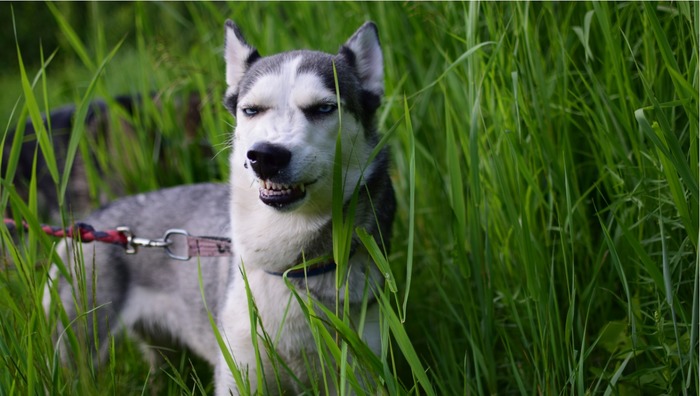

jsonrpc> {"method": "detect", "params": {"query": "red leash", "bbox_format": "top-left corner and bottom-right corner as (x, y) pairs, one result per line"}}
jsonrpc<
(4, 219), (128, 245)
(3, 219), (232, 261)
(3, 219), (335, 277)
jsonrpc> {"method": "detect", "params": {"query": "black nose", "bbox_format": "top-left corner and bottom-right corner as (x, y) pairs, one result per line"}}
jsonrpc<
(246, 142), (292, 179)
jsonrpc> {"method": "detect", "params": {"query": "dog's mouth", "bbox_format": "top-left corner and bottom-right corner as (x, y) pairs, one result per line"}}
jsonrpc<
(258, 179), (310, 208)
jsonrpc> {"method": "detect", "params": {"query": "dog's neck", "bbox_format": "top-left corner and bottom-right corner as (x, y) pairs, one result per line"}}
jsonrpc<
(230, 148), (395, 304)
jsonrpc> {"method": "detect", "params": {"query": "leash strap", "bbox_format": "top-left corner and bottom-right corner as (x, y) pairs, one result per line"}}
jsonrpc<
(186, 235), (233, 259)
(4, 219), (128, 246)
(4, 218), (334, 277)
(3, 219), (232, 261)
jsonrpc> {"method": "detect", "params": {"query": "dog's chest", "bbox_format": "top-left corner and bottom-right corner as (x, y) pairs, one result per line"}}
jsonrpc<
(231, 205), (330, 272)
(223, 268), (318, 356)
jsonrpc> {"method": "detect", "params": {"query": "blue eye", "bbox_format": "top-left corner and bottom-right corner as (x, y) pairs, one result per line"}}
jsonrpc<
(302, 103), (338, 119)
(317, 104), (335, 113)
(241, 107), (260, 116)
(311, 103), (337, 116)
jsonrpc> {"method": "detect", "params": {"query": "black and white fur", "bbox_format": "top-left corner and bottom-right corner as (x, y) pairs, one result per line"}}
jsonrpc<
(44, 20), (395, 395)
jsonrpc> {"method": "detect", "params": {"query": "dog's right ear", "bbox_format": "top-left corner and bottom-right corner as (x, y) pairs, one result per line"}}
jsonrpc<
(224, 20), (260, 94)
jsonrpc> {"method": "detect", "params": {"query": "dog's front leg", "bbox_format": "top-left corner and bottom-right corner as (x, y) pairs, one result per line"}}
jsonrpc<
(214, 336), (259, 396)
(214, 270), (267, 396)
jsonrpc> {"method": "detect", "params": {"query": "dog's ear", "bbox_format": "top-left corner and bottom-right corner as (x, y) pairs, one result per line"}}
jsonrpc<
(339, 22), (384, 97)
(224, 20), (260, 90)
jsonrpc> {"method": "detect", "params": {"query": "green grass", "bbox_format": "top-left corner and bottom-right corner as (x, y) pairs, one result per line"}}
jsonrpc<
(1, 1), (698, 395)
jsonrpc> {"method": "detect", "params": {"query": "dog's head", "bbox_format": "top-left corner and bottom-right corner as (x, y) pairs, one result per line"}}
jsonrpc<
(224, 21), (384, 215)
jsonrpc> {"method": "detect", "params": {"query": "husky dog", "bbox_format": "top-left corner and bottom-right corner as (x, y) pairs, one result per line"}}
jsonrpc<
(45, 20), (394, 395)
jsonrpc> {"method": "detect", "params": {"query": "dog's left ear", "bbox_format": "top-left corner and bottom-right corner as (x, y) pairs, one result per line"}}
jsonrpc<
(339, 22), (384, 97)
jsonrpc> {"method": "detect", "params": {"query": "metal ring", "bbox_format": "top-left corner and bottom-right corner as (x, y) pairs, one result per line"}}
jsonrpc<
(163, 229), (190, 261)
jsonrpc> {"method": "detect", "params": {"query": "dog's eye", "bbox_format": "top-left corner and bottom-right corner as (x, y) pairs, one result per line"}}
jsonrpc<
(241, 107), (261, 117)
(316, 104), (336, 114)
(306, 103), (337, 118)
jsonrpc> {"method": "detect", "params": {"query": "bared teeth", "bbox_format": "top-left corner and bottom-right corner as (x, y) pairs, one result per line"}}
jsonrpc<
(259, 179), (304, 194)
(257, 178), (309, 207)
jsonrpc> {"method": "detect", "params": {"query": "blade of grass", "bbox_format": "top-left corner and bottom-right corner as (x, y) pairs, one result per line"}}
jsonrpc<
(58, 37), (125, 207)
(377, 290), (434, 396)
(15, 43), (59, 185)
(597, 213), (638, 350)
(400, 95), (415, 321)
(46, 2), (95, 71)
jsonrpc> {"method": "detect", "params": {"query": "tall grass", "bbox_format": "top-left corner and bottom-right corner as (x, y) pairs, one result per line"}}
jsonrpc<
(1, 1), (697, 395)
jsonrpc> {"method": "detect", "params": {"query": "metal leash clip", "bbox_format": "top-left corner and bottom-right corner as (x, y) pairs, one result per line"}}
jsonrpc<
(116, 226), (191, 261)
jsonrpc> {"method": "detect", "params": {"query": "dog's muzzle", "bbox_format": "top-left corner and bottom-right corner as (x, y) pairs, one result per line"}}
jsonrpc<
(247, 142), (308, 208)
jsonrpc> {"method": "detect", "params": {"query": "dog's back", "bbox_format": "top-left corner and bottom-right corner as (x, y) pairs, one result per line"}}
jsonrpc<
(45, 183), (231, 365)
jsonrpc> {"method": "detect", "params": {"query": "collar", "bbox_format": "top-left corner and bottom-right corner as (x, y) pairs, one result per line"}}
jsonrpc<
(265, 255), (337, 278)
(266, 243), (358, 279)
